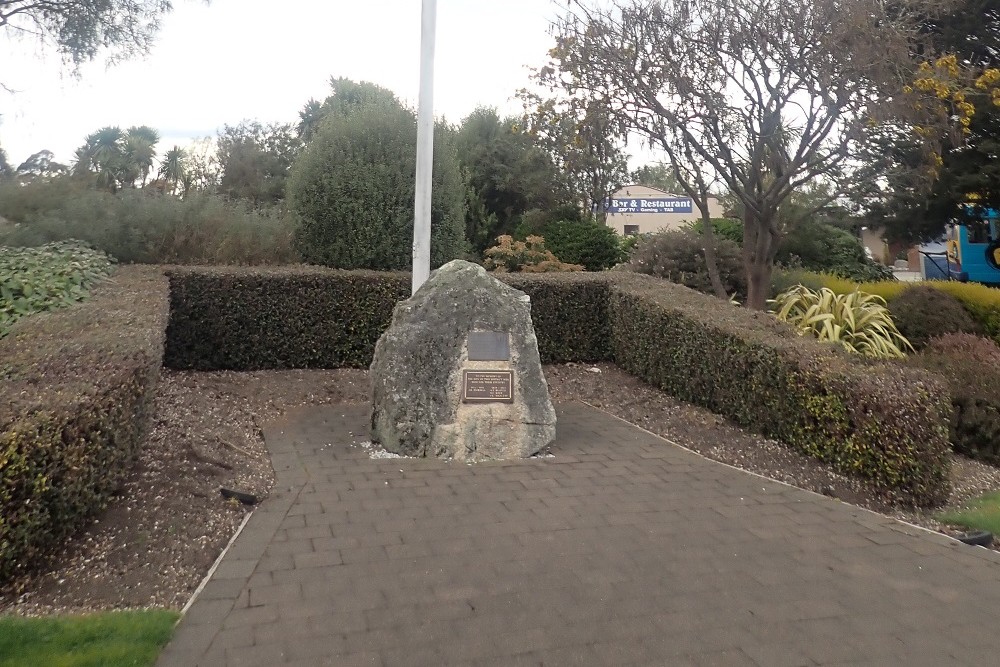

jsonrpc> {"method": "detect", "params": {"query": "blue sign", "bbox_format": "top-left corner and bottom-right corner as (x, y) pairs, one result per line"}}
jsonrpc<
(605, 197), (693, 214)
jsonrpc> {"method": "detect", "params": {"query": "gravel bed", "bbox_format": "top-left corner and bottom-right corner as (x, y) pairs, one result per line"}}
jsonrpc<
(3, 363), (997, 616)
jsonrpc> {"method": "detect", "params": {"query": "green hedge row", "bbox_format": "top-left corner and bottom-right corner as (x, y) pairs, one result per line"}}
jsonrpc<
(163, 267), (611, 369)
(607, 274), (952, 506)
(163, 266), (951, 506)
(0, 266), (167, 582)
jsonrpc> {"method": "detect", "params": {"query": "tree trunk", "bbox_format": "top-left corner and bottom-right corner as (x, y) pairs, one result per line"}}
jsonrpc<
(743, 209), (777, 310)
(746, 261), (772, 310)
(699, 207), (729, 300)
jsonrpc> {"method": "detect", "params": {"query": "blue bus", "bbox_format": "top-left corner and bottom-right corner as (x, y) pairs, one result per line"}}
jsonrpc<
(940, 208), (1000, 285)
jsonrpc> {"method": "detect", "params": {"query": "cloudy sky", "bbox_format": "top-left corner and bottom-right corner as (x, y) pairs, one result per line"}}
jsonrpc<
(0, 0), (563, 167)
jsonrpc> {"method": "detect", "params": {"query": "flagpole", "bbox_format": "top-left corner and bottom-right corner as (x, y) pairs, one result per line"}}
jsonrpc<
(412, 0), (437, 295)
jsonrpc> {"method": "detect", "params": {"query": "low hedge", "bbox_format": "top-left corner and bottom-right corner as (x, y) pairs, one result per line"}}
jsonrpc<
(608, 273), (952, 506)
(164, 266), (951, 505)
(163, 267), (611, 370)
(0, 266), (167, 582)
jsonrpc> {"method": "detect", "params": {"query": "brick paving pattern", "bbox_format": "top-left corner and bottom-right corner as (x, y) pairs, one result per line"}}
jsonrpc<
(158, 403), (1000, 666)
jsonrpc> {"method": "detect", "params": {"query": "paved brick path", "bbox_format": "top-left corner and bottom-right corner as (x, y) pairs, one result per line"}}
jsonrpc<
(158, 403), (1000, 666)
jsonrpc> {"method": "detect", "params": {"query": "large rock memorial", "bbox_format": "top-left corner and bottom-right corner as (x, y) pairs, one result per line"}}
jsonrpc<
(370, 260), (556, 461)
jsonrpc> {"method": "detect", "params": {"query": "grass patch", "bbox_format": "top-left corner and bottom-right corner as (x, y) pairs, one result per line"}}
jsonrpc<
(937, 491), (1000, 535)
(0, 609), (178, 667)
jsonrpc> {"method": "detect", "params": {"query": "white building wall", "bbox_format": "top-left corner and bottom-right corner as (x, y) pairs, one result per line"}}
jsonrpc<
(604, 185), (725, 236)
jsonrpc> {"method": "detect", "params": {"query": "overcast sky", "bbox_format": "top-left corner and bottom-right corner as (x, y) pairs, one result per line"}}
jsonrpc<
(0, 0), (564, 167)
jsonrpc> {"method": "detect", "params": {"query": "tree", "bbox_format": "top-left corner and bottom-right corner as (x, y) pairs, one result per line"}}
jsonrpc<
(181, 137), (220, 194)
(0, 0), (181, 72)
(297, 99), (324, 142)
(629, 163), (682, 194)
(159, 145), (187, 195)
(296, 78), (403, 143)
(0, 145), (12, 181)
(518, 90), (628, 220)
(14, 149), (67, 181)
(121, 125), (160, 187)
(288, 102), (467, 270)
(455, 106), (567, 254)
(541, 0), (957, 309)
(73, 126), (125, 191)
(216, 120), (300, 206)
(865, 0), (1000, 243)
(72, 125), (159, 191)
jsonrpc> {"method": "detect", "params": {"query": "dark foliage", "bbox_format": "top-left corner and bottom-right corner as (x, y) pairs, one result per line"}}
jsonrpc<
(622, 229), (747, 299)
(911, 333), (1000, 464)
(889, 285), (981, 349)
(536, 220), (625, 271)
(163, 268), (612, 370)
(608, 273), (951, 506)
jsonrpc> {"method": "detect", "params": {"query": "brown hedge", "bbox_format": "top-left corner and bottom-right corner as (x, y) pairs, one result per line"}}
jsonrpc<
(0, 266), (168, 582)
(607, 273), (952, 506)
(163, 267), (611, 369)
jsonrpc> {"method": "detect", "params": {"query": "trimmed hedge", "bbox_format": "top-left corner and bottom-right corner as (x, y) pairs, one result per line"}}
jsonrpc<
(607, 273), (952, 506)
(164, 265), (951, 506)
(0, 266), (167, 582)
(164, 267), (612, 370)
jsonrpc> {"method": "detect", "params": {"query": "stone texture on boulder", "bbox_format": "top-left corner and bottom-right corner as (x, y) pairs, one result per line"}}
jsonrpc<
(370, 260), (556, 461)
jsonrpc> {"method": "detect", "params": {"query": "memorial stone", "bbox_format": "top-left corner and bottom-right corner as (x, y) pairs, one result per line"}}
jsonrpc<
(370, 260), (556, 460)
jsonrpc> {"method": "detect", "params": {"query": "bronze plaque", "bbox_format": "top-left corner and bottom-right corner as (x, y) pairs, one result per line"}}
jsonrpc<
(467, 331), (511, 361)
(462, 370), (514, 403)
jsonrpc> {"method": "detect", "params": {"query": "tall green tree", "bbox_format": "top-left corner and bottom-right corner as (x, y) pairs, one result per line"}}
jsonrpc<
(216, 120), (300, 206)
(0, 0), (182, 71)
(121, 125), (160, 187)
(14, 150), (68, 182)
(518, 90), (628, 220)
(455, 106), (567, 253)
(73, 126), (126, 191)
(72, 125), (160, 191)
(0, 145), (11, 181)
(629, 163), (682, 193)
(289, 101), (466, 270)
(866, 0), (1000, 243)
(295, 78), (403, 143)
(541, 0), (957, 309)
(159, 145), (187, 195)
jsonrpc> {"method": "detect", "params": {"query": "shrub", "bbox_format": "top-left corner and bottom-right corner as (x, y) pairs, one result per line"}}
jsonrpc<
(622, 228), (746, 299)
(537, 220), (625, 271)
(0, 266), (167, 582)
(769, 268), (828, 297)
(888, 285), (981, 349)
(685, 217), (745, 244)
(771, 286), (913, 359)
(1, 241), (114, 336)
(821, 276), (1000, 346)
(910, 334), (1000, 464)
(163, 267), (609, 370)
(777, 222), (892, 282)
(483, 235), (584, 272)
(0, 180), (297, 265)
(288, 104), (467, 270)
(608, 273), (951, 506)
